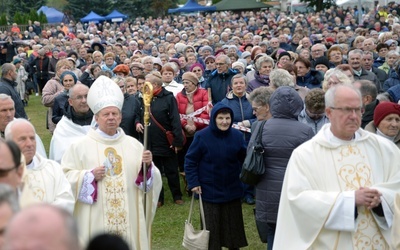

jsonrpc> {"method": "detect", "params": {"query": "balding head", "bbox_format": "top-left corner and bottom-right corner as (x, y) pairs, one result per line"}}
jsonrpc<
(5, 204), (80, 250)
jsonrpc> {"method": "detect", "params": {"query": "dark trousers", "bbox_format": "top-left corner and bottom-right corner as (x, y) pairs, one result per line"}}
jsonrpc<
(266, 223), (276, 250)
(153, 154), (182, 202)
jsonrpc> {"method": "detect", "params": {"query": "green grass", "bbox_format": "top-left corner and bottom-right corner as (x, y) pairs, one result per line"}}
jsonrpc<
(25, 95), (265, 250)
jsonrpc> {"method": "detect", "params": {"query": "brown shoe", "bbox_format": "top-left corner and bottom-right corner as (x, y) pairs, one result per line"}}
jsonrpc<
(175, 199), (184, 205)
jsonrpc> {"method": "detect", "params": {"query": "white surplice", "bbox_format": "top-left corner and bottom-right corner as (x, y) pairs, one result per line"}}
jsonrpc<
(273, 124), (400, 250)
(20, 153), (75, 213)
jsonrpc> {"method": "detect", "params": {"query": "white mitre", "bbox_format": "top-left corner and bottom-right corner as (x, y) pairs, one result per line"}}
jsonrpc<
(87, 75), (124, 114)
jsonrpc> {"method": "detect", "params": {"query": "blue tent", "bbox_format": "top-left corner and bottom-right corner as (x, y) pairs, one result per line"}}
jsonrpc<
(80, 11), (105, 23)
(105, 10), (128, 22)
(37, 6), (66, 23)
(168, 0), (216, 13)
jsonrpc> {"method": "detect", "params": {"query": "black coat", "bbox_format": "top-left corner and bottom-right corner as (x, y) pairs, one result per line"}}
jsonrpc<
(52, 92), (69, 124)
(120, 93), (140, 139)
(0, 77), (27, 119)
(148, 88), (183, 156)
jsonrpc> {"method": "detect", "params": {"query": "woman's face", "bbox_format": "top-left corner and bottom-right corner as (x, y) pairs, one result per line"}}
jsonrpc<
(278, 56), (291, 67)
(329, 50), (342, 64)
(215, 113), (231, 131)
(161, 70), (174, 83)
(387, 55), (399, 67)
(57, 64), (72, 77)
(299, 49), (310, 59)
(232, 77), (246, 97)
(252, 101), (270, 121)
(191, 66), (203, 79)
(183, 79), (197, 93)
(93, 54), (102, 64)
(378, 114), (400, 137)
(258, 62), (273, 76)
(295, 61), (309, 77)
(62, 74), (75, 90)
(126, 79), (137, 95)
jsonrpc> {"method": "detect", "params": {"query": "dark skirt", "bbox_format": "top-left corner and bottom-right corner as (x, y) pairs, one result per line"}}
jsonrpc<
(202, 199), (248, 250)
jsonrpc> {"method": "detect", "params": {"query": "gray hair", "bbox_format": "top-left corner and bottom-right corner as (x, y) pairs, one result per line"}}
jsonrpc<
(255, 55), (275, 71)
(269, 69), (295, 88)
(386, 50), (399, 59)
(325, 84), (362, 108)
(231, 74), (248, 86)
(68, 84), (89, 99)
(348, 49), (364, 58)
(322, 69), (352, 91)
(354, 80), (377, 100)
(312, 43), (327, 52)
(0, 93), (13, 102)
(145, 71), (163, 87)
(248, 86), (273, 106)
(216, 54), (231, 65)
(0, 183), (19, 213)
(5, 119), (35, 140)
(1, 63), (14, 77)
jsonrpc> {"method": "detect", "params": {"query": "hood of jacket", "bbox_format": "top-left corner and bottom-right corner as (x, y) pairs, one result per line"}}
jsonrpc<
(209, 102), (234, 134)
(270, 86), (303, 119)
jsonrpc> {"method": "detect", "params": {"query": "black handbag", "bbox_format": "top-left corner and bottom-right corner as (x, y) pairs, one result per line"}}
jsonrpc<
(240, 120), (267, 185)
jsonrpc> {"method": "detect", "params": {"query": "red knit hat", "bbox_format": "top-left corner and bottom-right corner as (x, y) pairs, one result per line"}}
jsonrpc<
(373, 102), (400, 127)
(113, 64), (130, 76)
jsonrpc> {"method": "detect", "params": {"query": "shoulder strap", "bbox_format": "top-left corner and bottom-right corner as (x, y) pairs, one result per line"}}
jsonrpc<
(149, 108), (167, 133)
(256, 120), (267, 144)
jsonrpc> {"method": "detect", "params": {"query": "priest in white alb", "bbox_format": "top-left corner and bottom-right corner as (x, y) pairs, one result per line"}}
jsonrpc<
(4, 118), (75, 213)
(273, 85), (400, 250)
(61, 76), (162, 249)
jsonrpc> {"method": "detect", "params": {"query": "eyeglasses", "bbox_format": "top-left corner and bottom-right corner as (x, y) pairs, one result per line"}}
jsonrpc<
(311, 49), (323, 53)
(252, 106), (262, 112)
(330, 107), (365, 115)
(215, 63), (226, 66)
(0, 165), (18, 177)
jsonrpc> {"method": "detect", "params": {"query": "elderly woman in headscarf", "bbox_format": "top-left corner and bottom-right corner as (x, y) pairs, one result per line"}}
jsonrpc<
(51, 71), (77, 124)
(247, 55), (275, 92)
(365, 101), (400, 148)
(42, 59), (73, 133)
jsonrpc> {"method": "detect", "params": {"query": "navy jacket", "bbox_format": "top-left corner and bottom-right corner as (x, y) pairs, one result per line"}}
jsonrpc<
(205, 68), (238, 104)
(185, 102), (246, 203)
(383, 69), (400, 92)
(255, 87), (314, 224)
(296, 69), (323, 89)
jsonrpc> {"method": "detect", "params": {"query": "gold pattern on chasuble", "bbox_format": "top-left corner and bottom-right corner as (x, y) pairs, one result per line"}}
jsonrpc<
(23, 173), (45, 201)
(334, 144), (388, 250)
(102, 147), (128, 239)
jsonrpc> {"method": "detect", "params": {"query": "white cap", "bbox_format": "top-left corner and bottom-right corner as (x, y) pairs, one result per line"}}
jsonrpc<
(87, 76), (124, 114)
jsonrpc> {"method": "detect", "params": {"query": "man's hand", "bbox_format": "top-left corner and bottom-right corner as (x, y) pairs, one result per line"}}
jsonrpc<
(92, 166), (106, 181)
(142, 150), (152, 166)
(191, 186), (202, 194)
(355, 187), (382, 209)
(136, 123), (144, 133)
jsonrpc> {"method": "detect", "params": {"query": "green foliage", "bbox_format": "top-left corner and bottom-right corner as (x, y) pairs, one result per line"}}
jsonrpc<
(8, 0), (46, 20)
(38, 10), (48, 23)
(299, 0), (336, 12)
(65, 0), (112, 20)
(0, 13), (7, 26)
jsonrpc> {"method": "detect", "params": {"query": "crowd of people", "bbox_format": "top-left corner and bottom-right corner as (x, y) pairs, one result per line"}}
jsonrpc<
(1, 2), (400, 249)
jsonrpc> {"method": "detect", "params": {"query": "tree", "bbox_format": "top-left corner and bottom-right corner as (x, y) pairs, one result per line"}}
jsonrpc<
(65, 0), (112, 20)
(300, 0), (336, 12)
(8, 0), (46, 21)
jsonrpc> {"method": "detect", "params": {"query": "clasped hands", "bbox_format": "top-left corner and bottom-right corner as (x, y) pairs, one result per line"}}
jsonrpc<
(355, 187), (382, 210)
(92, 150), (153, 181)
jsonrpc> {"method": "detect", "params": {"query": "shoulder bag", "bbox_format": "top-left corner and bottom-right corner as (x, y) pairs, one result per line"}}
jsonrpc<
(150, 110), (186, 147)
(240, 120), (267, 185)
(182, 194), (210, 250)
